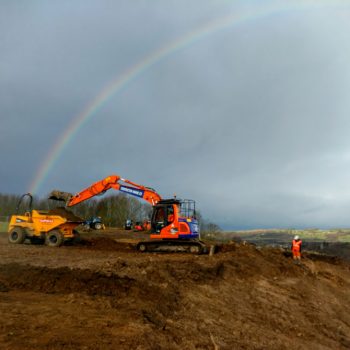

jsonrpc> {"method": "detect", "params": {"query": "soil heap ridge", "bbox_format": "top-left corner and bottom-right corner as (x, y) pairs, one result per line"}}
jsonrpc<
(0, 234), (349, 349)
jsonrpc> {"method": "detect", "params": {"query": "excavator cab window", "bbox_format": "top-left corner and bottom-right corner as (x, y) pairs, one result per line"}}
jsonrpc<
(151, 205), (174, 233)
(167, 205), (174, 223)
(152, 207), (165, 233)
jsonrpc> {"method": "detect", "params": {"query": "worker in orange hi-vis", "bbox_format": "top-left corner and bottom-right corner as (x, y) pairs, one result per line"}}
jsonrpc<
(291, 235), (302, 262)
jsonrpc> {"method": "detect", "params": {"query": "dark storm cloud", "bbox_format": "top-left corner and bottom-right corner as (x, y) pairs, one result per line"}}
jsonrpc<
(1, 0), (350, 228)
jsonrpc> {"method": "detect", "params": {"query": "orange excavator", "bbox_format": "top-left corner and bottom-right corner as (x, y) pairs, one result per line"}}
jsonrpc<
(49, 175), (206, 254)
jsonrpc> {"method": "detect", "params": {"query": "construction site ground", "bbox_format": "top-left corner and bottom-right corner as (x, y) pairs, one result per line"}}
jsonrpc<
(0, 229), (349, 350)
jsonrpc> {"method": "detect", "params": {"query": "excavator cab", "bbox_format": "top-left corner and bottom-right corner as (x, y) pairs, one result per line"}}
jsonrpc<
(150, 199), (200, 240)
(151, 202), (175, 234)
(140, 198), (205, 253)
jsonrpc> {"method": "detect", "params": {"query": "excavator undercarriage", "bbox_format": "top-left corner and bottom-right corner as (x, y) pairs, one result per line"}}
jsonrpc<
(136, 239), (208, 254)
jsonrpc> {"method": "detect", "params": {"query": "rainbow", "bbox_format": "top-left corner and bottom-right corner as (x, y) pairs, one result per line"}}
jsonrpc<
(28, 0), (347, 194)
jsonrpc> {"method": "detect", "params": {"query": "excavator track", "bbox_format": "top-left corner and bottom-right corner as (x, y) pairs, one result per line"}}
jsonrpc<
(136, 240), (208, 254)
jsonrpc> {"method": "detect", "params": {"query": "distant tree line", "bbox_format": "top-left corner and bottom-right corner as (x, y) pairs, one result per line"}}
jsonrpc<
(0, 192), (221, 234)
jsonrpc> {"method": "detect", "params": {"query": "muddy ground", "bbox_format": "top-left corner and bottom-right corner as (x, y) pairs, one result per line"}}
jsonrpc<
(0, 229), (349, 350)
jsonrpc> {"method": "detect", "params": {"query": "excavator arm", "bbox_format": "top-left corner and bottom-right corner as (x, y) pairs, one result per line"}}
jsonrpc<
(49, 175), (162, 207)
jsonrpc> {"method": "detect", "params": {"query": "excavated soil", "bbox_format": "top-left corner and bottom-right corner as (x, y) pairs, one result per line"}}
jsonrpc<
(0, 230), (349, 349)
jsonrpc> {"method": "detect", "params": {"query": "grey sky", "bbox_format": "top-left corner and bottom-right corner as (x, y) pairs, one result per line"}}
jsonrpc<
(1, 0), (350, 229)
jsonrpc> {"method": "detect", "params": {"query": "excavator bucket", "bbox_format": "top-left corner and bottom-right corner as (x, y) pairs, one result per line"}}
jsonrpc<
(48, 190), (73, 203)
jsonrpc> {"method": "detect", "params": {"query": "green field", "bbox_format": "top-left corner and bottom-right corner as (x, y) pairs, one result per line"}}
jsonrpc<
(279, 229), (350, 242)
(222, 228), (350, 243)
(0, 222), (9, 232)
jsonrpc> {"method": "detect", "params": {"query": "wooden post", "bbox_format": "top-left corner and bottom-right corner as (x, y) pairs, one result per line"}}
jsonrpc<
(209, 245), (215, 256)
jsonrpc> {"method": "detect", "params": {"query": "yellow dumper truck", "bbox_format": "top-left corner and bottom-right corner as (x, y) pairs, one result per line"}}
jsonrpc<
(8, 193), (82, 247)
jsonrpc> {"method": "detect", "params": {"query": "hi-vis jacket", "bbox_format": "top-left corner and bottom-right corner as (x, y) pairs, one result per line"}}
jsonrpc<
(292, 239), (302, 252)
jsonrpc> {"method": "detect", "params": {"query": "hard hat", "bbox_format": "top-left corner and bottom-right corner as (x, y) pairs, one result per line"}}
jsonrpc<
(294, 235), (299, 240)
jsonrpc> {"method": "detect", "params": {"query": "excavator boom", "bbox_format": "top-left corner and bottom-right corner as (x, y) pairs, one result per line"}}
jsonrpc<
(49, 175), (162, 207)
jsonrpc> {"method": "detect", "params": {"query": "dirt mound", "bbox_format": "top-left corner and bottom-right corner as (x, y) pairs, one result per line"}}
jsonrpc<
(0, 236), (349, 349)
(47, 207), (82, 221)
(304, 251), (344, 264)
(0, 264), (134, 296)
(77, 237), (135, 252)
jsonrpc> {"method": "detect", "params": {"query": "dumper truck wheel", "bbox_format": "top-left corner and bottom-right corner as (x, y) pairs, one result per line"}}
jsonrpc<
(8, 227), (26, 244)
(45, 230), (64, 247)
(93, 222), (103, 230)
